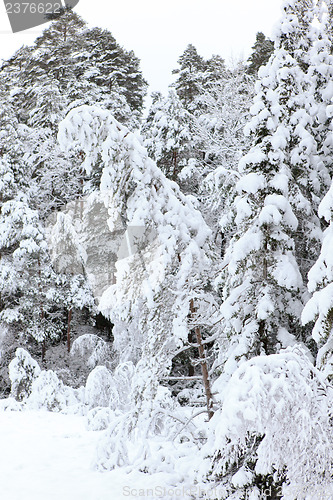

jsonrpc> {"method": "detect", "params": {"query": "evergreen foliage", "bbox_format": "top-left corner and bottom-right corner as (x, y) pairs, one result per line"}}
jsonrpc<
(142, 90), (195, 184)
(246, 32), (274, 75)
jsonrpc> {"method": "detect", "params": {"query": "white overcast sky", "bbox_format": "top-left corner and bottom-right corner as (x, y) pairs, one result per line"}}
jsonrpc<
(0, 0), (283, 99)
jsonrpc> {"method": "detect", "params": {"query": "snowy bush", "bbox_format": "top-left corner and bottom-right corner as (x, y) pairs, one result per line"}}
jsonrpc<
(70, 334), (111, 369)
(204, 347), (333, 499)
(85, 366), (119, 410)
(94, 385), (200, 472)
(27, 370), (83, 412)
(8, 348), (41, 402)
(86, 407), (115, 431)
(0, 397), (23, 412)
(113, 361), (135, 411)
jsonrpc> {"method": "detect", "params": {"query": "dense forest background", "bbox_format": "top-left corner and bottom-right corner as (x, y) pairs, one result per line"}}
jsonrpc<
(1, 1), (333, 498)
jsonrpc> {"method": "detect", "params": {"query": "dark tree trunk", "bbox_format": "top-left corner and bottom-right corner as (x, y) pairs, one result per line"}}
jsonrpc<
(67, 308), (72, 353)
(190, 298), (214, 420)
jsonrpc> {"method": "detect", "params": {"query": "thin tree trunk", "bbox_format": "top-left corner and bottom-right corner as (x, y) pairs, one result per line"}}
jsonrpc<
(67, 308), (72, 353)
(190, 298), (214, 420)
(263, 238), (268, 280)
(38, 256), (46, 362)
(80, 177), (84, 220)
(188, 331), (195, 377)
(42, 339), (46, 362)
(260, 238), (268, 353)
(172, 150), (178, 181)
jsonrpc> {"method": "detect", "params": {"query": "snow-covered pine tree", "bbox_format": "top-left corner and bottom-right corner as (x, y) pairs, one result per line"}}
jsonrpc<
(172, 44), (207, 110)
(302, 181), (333, 380)
(68, 26), (147, 123)
(34, 7), (86, 48)
(203, 54), (227, 84)
(0, 76), (82, 358)
(141, 89), (197, 188)
(0, 45), (35, 126)
(48, 212), (96, 353)
(299, 0), (333, 381)
(193, 62), (253, 174)
(58, 105), (217, 432)
(214, 0), (320, 385)
(246, 32), (274, 75)
(306, 0), (333, 185)
(171, 45), (228, 114)
(272, 0), (325, 283)
(193, 63), (254, 250)
(0, 175), (57, 355)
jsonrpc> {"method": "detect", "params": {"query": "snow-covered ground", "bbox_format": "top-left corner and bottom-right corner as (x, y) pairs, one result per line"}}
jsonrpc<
(0, 409), (186, 500)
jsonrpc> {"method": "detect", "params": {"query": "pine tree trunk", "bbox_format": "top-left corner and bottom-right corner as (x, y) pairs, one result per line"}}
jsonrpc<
(172, 150), (178, 181)
(80, 177), (84, 220)
(187, 331), (195, 377)
(263, 237), (268, 280)
(67, 308), (72, 353)
(190, 298), (214, 420)
(38, 256), (46, 362)
(42, 339), (46, 362)
(260, 238), (268, 353)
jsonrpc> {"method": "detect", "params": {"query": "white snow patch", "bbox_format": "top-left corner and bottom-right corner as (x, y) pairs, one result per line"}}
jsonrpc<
(0, 409), (188, 500)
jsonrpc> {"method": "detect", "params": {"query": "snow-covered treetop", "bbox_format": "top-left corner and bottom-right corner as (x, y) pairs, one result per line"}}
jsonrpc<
(58, 105), (210, 246)
(273, 0), (316, 54)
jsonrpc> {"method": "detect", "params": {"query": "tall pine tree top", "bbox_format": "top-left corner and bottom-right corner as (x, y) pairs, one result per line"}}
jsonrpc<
(246, 32), (274, 75)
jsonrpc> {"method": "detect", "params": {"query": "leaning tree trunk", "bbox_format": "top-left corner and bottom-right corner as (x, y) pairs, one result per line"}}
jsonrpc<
(190, 298), (214, 420)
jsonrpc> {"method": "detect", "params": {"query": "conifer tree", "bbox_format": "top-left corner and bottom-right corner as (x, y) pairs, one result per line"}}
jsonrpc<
(302, 180), (333, 380)
(194, 63), (254, 255)
(142, 90), (195, 185)
(172, 44), (207, 109)
(48, 212), (96, 353)
(34, 8), (86, 48)
(215, 0), (318, 381)
(0, 172), (56, 353)
(203, 54), (227, 83)
(73, 27), (147, 120)
(246, 32), (274, 75)
(306, 0), (333, 182)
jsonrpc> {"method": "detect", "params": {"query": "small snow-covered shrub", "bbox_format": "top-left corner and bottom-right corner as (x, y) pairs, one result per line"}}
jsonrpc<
(205, 347), (333, 499)
(0, 397), (22, 412)
(85, 366), (119, 409)
(8, 348), (41, 401)
(71, 334), (111, 369)
(95, 385), (195, 472)
(27, 370), (83, 412)
(86, 407), (115, 431)
(113, 361), (135, 411)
